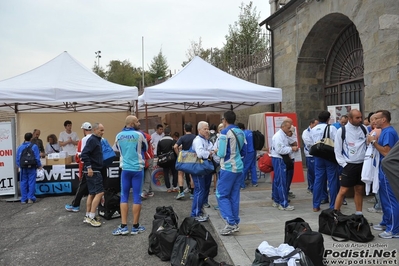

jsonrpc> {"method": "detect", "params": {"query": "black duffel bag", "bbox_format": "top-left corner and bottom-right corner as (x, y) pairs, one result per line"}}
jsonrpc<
(318, 209), (374, 243)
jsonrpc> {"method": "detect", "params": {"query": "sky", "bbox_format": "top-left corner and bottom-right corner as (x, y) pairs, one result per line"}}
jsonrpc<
(0, 0), (270, 80)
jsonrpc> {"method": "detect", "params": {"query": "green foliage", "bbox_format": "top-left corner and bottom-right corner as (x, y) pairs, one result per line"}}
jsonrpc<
(182, 38), (213, 67)
(148, 49), (169, 81)
(92, 63), (106, 78)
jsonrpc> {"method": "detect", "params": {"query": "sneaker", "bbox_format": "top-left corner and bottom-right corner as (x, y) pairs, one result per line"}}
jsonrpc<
(220, 224), (239, 235)
(252, 183), (258, 187)
(367, 197), (376, 204)
(88, 217), (101, 227)
(131, 225), (146, 234)
(307, 190), (313, 194)
(28, 199), (35, 204)
(278, 205), (295, 211)
(203, 203), (211, 208)
(65, 204), (80, 212)
(83, 216), (100, 224)
(141, 192), (148, 199)
(373, 224), (386, 231)
(147, 191), (154, 197)
(184, 187), (191, 193)
(378, 231), (399, 239)
(112, 225), (129, 236)
(172, 187), (179, 192)
(190, 194), (194, 200)
(194, 215), (209, 222)
(167, 188), (172, 193)
(272, 202), (279, 208)
(176, 192), (185, 200)
(343, 200), (348, 205)
(320, 199), (329, 204)
(368, 207), (383, 213)
(288, 192), (296, 198)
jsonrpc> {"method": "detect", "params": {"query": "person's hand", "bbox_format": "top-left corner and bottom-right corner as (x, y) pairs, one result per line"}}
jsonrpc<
(291, 146), (299, 152)
(366, 134), (375, 144)
(87, 168), (93, 177)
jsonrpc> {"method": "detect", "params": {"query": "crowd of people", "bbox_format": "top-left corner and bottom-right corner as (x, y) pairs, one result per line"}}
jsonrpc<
(16, 108), (399, 239)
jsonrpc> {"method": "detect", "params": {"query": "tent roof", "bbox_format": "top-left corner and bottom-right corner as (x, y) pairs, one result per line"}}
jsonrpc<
(140, 56), (282, 112)
(0, 51), (138, 112)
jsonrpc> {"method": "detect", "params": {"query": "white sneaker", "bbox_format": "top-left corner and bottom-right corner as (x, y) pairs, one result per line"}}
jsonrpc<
(379, 231), (399, 239)
(272, 202), (279, 208)
(184, 187), (191, 193)
(367, 207), (382, 213)
(278, 205), (295, 211)
(220, 224), (239, 235)
(373, 224), (386, 231)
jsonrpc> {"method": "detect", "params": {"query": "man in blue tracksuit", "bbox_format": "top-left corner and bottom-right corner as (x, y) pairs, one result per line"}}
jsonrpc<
(237, 123), (258, 188)
(16, 132), (42, 204)
(216, 111), (245, 235)
(310, 111), (339, 212)
(302, 118), (318, 193)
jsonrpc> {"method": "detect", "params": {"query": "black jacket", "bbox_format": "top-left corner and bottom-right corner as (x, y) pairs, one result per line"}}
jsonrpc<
(157, 136), (176, 157)
(81, 134), (103, 170)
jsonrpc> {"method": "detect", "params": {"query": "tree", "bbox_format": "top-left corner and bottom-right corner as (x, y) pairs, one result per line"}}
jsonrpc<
(182, 38), (212, 67)
(106, 60), (142, 87)
(148, 49), (169, 81)
(224, 1), (267, 69)
(92, 63), (106, 79)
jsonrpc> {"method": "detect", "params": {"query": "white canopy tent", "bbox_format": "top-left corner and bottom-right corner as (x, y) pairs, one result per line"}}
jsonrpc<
(0, 51), (138, 113)
(139, 56), (282, 112)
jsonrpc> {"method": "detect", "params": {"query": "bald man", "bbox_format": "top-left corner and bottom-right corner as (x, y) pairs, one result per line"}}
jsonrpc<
(113, 115), (148, 236)
(334, 109), (368, 214)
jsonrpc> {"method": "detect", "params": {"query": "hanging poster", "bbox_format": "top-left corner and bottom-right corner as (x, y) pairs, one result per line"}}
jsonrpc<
(0, 122), (16, 195)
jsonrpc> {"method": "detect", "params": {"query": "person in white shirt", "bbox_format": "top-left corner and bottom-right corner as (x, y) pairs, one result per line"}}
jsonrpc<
(302, 118), (318, 194)
(334, 109), (367, 214)
(310, 111), (339, 212)
(271, 120), (299, 211)
(59, 120), (79, 157)
(150, 124), (164, 152)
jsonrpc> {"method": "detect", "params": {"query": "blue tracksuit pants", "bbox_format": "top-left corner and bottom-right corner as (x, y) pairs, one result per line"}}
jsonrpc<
(216, 170), (241, 226)
(379, 171), (399, 234)
(313, 157), (339, 209)
(241, 151), (257, 187)
(272, 157), (289, 208)
(191, 174), (212, 217)
(20, 168), (37, 202)
(306, 156), (315, 192)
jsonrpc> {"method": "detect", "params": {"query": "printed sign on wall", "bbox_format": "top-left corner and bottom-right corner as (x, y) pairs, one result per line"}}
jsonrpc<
(0, 122), (16, 196)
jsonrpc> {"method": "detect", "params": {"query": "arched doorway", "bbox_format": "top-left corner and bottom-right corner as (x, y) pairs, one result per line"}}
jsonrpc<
(324, 24), (364, 111)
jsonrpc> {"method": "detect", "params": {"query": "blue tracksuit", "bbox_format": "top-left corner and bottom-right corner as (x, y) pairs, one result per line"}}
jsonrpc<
(241, 129), (257, 187)
(216, 125), (245, 226)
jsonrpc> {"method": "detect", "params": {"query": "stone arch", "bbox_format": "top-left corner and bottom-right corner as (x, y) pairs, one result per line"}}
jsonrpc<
(295, 13), (364, 130)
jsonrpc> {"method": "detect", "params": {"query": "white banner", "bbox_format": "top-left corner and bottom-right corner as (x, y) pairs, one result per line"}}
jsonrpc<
(0, 122), (16, 195)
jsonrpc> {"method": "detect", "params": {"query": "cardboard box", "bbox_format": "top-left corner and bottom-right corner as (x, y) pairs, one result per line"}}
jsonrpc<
(196, 113), (207, 123)
(184, 112), (197, 134)
(46, 156), (72, 165)
(165, 112), (183, 126)
(207, 114), (221, 128)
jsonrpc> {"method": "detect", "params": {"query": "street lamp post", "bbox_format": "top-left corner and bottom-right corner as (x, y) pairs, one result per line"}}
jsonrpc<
(95, 51), (101, 67)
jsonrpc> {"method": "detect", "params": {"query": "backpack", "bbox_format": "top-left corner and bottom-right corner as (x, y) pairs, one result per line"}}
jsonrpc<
(101, 138), (116, 167)
(177, 217), (218, 258)
(154, 206), (179, 228)
(148, 217), (179, 261)
(97, 188), (121, 220)
(252, 130), (265, 151)
(285, 218), (324, 266)
(20, 143), (37, 168)
(258, 153), (273, 173)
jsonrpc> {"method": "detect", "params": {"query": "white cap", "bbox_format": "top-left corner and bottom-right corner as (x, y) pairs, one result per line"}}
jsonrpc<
(81, 122), (92, 130)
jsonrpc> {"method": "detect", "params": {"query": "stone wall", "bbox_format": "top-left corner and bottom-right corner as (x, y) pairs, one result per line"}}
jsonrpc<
(265, 0), (399, 132)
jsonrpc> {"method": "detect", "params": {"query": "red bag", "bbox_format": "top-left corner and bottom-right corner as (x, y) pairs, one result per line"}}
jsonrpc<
(143, 132), (154, 169)
(258, 153), (273, 173)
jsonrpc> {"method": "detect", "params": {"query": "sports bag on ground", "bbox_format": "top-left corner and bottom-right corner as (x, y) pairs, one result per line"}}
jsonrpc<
(318, 209), (374, 242)
(178, 217), (218, 258)
(154, 206), (179, 228)
(309, 125), (337, 163)
(20, 143), (37, 168)
(252, 248), (314, 266)
(258, 153), (273, 173)
(284, 218), (324, 266)
(170, 235), (198, 266)
(97, 188), (121, 220)
(148, 217), (179, 261)
(252, 130), (265, 150)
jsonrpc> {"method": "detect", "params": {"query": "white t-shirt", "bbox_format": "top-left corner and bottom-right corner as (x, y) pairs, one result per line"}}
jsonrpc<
(59, 131), (79, 156)
(151, 132), (164, 152)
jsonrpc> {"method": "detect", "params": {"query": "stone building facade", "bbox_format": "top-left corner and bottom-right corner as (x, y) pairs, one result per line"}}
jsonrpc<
(260, 0), (399, 131)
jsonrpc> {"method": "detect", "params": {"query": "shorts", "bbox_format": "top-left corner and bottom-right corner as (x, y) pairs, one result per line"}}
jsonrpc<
(86, 172), (104, 195)
(340, 163), (364, 187)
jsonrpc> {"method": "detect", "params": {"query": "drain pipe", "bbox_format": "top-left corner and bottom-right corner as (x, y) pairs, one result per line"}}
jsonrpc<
(265, 23), (280, 112)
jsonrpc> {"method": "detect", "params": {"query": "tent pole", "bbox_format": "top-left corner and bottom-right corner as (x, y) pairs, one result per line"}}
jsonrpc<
(135, 100), (138, 116)
(279, 102), (282, 113)
(145, 104), (148, 133)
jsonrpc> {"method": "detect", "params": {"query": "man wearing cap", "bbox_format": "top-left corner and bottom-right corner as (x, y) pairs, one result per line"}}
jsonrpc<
(65, 122), (92, 212)
(59, 120), (79, 158)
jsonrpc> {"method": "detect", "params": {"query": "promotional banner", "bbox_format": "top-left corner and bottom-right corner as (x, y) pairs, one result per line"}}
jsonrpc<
(0, 122), (16, 195)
